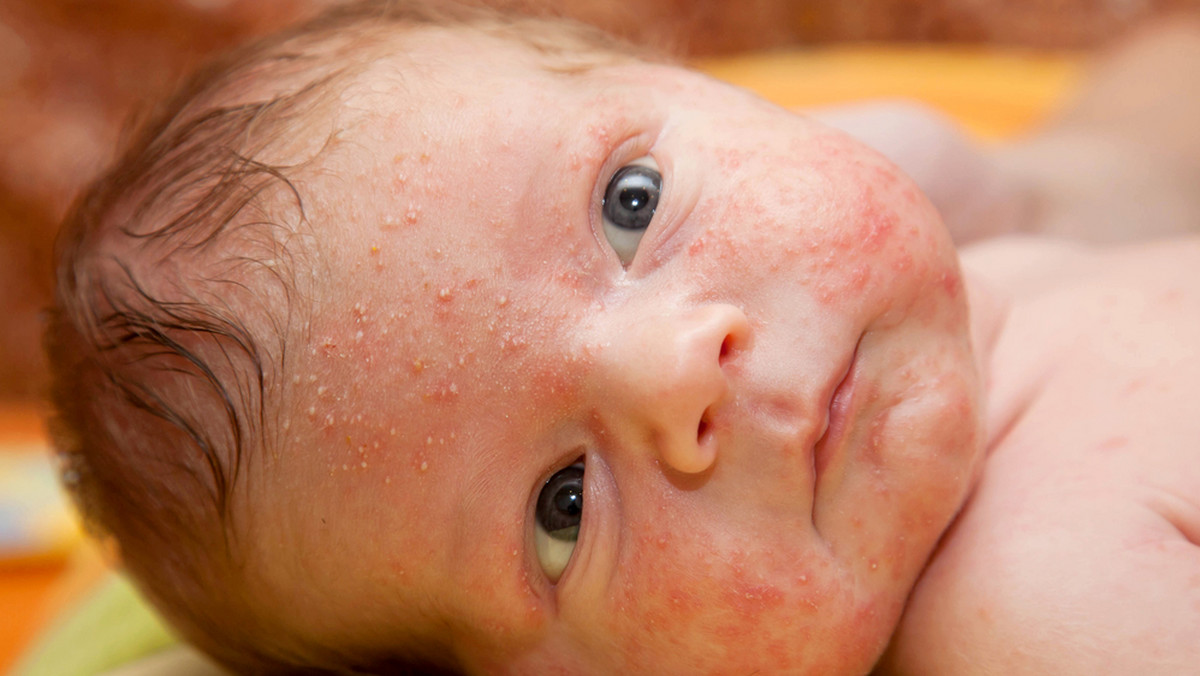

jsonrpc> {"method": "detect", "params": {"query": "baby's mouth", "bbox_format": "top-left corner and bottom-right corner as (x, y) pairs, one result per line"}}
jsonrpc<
(813, 335), (863, 490)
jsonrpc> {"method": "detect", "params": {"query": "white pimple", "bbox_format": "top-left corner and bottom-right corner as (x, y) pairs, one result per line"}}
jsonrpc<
(355, 330), (364, 342)
(317, 385), (328, 396)
(361, 461), (368, 469)
(420, 461), (429, 472)
(306, 406), (317, 417)
(308, 375), (318, 383)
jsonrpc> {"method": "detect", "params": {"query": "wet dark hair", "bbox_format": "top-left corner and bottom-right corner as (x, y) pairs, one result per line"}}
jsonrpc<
(45, 1), (639, 673)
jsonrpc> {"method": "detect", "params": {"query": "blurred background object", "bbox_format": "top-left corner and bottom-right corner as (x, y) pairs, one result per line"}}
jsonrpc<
(0, 0), (319, 402)
(548, 0), (1200, 52)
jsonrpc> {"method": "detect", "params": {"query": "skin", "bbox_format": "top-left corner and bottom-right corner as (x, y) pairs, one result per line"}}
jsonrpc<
(877, 238), (1200, 674)
(88, 18), (1200, 676)
(228, 29), (988, 675)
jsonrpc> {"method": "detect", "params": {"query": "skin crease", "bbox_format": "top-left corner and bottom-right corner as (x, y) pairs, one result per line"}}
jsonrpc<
(232, 30), (993, 674)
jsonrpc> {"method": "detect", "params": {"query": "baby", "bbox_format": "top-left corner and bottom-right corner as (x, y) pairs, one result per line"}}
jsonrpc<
(44, 1), (1200, 674)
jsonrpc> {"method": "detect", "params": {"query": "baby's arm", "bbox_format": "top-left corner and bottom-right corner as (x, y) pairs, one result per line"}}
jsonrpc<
(815, 15), (1200, 246)
(991, 15), (1200, 243)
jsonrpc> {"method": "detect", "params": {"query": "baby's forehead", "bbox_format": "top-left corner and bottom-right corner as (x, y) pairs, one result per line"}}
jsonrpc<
(334, 29), (631, 120)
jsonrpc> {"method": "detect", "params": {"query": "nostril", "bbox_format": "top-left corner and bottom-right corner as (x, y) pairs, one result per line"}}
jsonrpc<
(697, 415), (710, 443)
(719, 335), (733, 362)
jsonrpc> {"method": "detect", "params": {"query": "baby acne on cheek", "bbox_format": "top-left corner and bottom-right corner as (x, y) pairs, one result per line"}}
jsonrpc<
(591, 521), (887, 673)
(789, 149), (961, 331)
(684, 129), (952, 318)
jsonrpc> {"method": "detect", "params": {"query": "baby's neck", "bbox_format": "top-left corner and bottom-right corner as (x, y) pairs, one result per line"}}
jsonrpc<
(961, 263), (1011, 455)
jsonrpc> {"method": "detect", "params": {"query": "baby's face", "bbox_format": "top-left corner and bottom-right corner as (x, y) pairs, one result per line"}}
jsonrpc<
(247, 30), (983, 674)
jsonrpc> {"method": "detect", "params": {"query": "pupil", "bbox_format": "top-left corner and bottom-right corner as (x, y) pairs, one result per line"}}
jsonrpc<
(555, 485), (582, 516)
(620, 187), (649, 212)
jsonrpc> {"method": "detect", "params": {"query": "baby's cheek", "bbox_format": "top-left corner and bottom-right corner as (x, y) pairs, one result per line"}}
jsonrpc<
(692, 138), (954, 320)
(595, 523), (886, 674)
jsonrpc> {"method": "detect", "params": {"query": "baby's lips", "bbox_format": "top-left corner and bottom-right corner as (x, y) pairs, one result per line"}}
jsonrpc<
(813, 335), (863, 490)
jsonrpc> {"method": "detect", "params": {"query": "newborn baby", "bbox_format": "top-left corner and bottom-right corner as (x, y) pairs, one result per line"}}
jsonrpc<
(45, 2), (1200, 674)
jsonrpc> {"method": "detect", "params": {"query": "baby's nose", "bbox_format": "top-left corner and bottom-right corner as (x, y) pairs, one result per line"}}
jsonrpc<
(598, 304), (749, 474)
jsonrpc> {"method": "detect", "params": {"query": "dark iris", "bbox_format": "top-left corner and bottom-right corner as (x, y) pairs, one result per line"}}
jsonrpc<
(602, 165), (661, 231)
(536, 464), (584, 536)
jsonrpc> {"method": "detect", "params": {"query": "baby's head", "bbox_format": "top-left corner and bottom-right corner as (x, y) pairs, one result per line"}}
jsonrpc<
(47, 2), (985, 673)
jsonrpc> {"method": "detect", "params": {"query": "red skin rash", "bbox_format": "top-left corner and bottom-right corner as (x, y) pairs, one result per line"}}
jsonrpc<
(245, 41), (983, 676)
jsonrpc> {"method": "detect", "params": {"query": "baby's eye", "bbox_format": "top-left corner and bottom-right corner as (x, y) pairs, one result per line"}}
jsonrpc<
(534, 462), (584, 582)
(601, 160), (661, 266)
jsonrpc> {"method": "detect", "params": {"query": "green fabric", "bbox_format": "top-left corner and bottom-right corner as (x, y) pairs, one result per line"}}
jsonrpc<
(12, 572), (177, 676)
